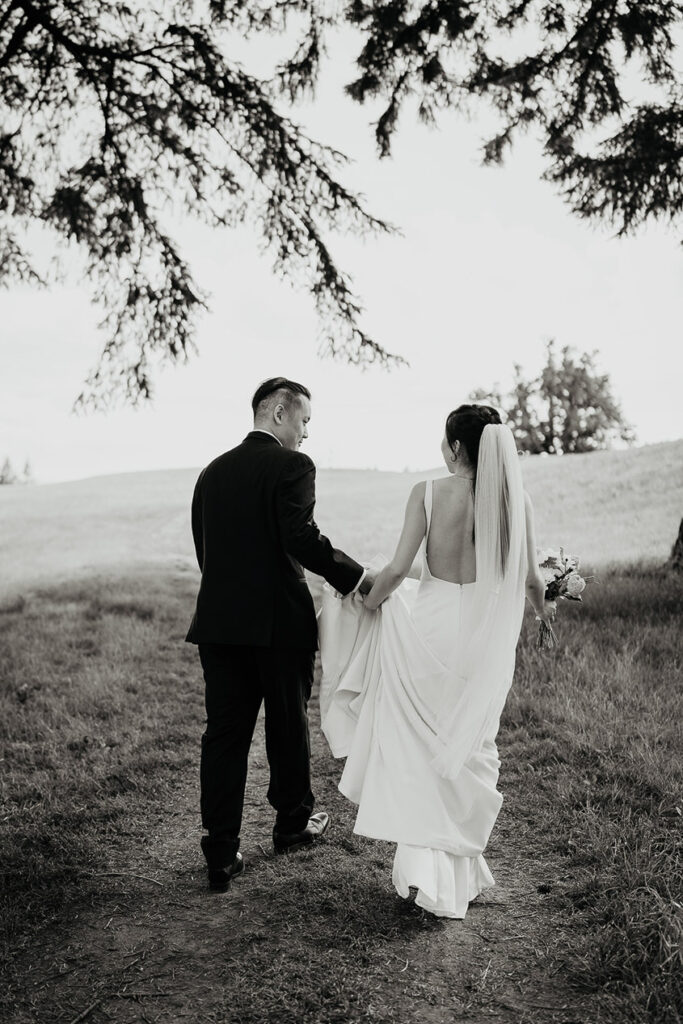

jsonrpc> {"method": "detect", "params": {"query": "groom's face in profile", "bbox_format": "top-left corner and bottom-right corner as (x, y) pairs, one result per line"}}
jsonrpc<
(277, 395), (311, 451)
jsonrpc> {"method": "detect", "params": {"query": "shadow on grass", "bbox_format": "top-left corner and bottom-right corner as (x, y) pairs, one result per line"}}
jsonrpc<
(195, 846), (447, 1024)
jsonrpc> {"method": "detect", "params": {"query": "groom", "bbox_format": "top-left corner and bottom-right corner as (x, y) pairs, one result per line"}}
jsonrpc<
(186, 377), (373, 891)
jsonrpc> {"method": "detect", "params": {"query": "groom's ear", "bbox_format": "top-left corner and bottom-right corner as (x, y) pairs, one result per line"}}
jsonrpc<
(273, 403), (285, 423)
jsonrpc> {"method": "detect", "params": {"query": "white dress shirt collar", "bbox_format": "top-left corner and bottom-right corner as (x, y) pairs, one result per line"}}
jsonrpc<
(252, 429), (283, 446)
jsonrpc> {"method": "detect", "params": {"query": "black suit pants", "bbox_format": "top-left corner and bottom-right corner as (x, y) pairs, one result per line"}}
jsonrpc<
(198, 643), (315, 868)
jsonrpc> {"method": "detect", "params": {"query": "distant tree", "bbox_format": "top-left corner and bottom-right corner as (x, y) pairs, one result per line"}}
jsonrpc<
(472, 341), (635, 454)
(0, 0), (399, 408)
(21, 458), (33, 484)
(0, 456), (17, 484)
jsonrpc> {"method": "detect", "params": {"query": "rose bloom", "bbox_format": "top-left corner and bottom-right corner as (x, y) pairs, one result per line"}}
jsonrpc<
(541, 565), (562, 584)
(565, 573), (587, 598)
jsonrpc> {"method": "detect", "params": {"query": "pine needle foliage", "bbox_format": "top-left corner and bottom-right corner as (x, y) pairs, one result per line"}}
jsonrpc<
(0, 0), (399, 406)
(343, 0), (683, 240)
(3, 1), (682, 404)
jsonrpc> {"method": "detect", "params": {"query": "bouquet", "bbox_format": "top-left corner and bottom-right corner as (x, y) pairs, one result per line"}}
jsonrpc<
(536, 548), (594, 650)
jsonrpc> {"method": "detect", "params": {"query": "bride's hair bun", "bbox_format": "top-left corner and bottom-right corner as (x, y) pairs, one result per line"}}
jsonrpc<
(445, 403), (503, 473)
(475, 405), (502, 426)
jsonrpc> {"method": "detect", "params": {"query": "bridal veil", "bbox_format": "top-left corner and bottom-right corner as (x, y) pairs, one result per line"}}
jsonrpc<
(430, 423), (527, 780)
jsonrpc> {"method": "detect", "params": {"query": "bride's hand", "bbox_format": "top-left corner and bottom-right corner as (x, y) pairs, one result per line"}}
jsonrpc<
(358, 570), (376, 596)
(537, 599), (556, 626)
(363, 576), (382, 611)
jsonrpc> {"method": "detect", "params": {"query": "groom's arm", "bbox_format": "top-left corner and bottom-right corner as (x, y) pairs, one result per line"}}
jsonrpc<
(276, 453), (364, 596)
(190, 470), (205, 571)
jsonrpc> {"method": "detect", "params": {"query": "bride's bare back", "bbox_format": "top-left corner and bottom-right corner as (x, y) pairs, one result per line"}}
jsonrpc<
(426, 477), (476, 584)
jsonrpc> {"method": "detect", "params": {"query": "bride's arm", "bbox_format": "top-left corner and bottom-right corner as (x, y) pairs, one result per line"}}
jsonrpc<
(364, 482), (427, 610)
(523, 491), (556, 625)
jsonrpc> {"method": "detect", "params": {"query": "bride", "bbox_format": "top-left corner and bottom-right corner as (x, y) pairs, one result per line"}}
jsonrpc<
(318, 404), (555, 919)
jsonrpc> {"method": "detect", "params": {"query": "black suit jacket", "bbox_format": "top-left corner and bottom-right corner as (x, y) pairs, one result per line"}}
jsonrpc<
(186, 432), (364, 650)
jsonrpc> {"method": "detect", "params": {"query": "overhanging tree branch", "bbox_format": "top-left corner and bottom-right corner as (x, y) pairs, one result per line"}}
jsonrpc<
(343, 0), (683, 237)
(1, 0), (403, 408)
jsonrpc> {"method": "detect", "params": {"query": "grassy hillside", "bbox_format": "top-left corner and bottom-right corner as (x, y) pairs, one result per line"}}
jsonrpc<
(313, 440), (683, 570)
(0, 440), (680, 597)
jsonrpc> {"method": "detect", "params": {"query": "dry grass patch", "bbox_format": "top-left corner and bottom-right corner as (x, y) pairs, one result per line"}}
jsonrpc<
(502, 563), (682, 1022)
(1, 562), (681, 1023)
(0, 570), (200, 959)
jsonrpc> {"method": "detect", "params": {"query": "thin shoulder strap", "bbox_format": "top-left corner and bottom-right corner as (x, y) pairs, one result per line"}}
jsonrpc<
(424, 479), (433, 534)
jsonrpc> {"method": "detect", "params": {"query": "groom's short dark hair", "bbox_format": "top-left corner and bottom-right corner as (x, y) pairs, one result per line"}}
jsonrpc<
(251, 377), (311, 415)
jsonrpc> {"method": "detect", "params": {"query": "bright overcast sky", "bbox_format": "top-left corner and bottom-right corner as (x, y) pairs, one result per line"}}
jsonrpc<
(2, 24), (681, 483)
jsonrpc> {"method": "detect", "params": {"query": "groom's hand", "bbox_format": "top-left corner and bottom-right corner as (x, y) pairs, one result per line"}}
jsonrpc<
(358, 571), (376, 596)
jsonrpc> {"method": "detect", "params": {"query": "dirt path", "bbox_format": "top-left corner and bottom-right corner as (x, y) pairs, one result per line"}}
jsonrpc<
(7, 672), (588, 1024)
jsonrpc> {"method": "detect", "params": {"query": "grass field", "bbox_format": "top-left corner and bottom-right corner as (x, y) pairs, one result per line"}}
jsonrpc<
(1, 441), (682, 1022)
(1, 565), (681, 1023)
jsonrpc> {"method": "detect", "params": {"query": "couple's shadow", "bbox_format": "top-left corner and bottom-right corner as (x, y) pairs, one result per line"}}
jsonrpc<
(209, 838), (448, 944)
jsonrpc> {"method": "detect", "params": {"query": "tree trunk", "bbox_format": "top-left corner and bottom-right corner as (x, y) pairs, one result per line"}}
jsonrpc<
(670, 518), (683, 572)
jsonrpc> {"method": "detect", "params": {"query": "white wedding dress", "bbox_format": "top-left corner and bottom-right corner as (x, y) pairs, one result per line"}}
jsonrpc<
(319, 428), (528, 918)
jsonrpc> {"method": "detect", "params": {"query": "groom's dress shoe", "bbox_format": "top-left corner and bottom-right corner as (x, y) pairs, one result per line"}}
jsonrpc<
(207, 852), (244, 892)
(273, 811), (330, 854)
